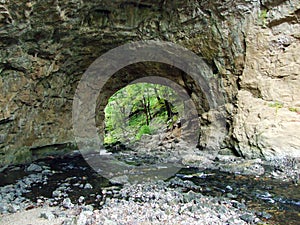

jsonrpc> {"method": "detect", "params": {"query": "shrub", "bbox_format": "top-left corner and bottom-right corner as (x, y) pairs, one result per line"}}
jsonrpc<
(136, 125), (152, 140)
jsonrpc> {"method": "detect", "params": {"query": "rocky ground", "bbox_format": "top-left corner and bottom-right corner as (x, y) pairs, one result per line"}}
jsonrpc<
(0, 180), (260, 225)
(115, 134), (300, 184)
(0, 148), (299, 225)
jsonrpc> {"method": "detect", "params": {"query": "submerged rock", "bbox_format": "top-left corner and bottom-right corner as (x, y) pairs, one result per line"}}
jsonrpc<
(26, 163), (43, 172)
(109, 175), (129, 185)
(240, 213), (258, 223)
(84, 183), (93, 189)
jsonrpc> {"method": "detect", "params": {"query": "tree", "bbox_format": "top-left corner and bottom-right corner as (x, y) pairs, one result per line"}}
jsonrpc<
(103, 83), (182, 144)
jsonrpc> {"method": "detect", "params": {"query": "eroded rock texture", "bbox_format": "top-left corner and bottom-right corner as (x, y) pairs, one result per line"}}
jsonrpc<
(0, 0), (299, 165)
(234, 0), (300, 158)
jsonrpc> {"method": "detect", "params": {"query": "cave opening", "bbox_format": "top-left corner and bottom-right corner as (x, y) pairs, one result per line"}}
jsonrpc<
(73, 43), (228, 179)
(94, 62), (213, 159)
(103, 82), (184, 148)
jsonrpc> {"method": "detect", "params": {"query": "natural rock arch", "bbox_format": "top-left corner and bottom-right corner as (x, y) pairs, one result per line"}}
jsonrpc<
(73, 41), (227, 154)
(95, 62), (210, 147)
(1, 0), (299, 166)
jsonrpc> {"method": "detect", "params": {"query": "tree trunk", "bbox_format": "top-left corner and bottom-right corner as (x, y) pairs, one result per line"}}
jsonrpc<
(142, 97), (149, 125)
(154, 86), (161, 101)
(164, 99), (173, 121)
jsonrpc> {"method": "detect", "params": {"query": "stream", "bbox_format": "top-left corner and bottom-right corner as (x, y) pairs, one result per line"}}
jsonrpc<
(0, 152), (299, 224)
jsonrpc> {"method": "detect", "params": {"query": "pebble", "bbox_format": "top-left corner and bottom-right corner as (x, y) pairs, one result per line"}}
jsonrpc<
(240, 213), (258, 223)
(256, 211), (272, 219)
(40, 210), (55, 220)
(109, 175), (129, 185)
(103, 218), (118, 225)
(231, 200), (247, 210)
(62, 218), (76, 225)
(0, 165), (8, 173)
(8, 204), (20, 213)
(52, 190), (62, 197)
(78, 196), (85, 204)
(84, 183), (93, 189)
(183, 190), (198, 203)
(226, 185), (233, 192)
(82, 204), (94, 212)
(26, 163), (43, 172)
(62, 198), (74, 209)
(0, 203), (8, 213)
(77, 212), (87, 225)
(226, 193), (237, 199)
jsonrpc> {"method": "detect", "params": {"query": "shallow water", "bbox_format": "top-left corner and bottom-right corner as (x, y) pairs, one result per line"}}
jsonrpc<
(175, 167), (300, 225)
(0, 153), (299, 224)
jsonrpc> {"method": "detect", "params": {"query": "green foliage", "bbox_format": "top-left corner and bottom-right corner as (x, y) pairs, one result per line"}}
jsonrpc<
(136, 125), (152, 140)
(268, 102), (283, 109)
(268, 101), (283, 114)
(104, 133), (118, 144)
(102, 83), (182, 145)
(289, 107), (298, 113)
(258, 9), (268, 27)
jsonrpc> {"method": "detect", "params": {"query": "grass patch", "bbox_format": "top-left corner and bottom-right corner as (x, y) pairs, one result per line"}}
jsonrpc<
(136, 125), (152, 140)
(268, 102), (283, 114)
(258, 9), (268, 27)
(288, 107), (298, 113)
(268, 102), (283, 109)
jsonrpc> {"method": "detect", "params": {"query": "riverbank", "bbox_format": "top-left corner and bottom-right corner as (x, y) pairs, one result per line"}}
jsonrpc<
(0, 181), (260, 225)
(0, 151), (299, 224)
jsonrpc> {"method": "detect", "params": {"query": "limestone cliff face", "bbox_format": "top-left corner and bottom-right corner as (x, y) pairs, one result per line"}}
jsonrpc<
(0, 0), (299, 165)
(233, 0), (300, 158)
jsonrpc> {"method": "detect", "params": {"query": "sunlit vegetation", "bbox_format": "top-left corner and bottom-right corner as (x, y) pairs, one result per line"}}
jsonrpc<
(104, 83), (183, 144)
(288, 107), (299, 113)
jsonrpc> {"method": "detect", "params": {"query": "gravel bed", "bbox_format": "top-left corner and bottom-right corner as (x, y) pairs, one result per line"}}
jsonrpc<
(60, 181), (259, 225)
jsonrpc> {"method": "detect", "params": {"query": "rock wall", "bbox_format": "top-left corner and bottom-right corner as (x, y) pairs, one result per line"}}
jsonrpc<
(233, 0), (300, 158)
(0, 0), (299, 166)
